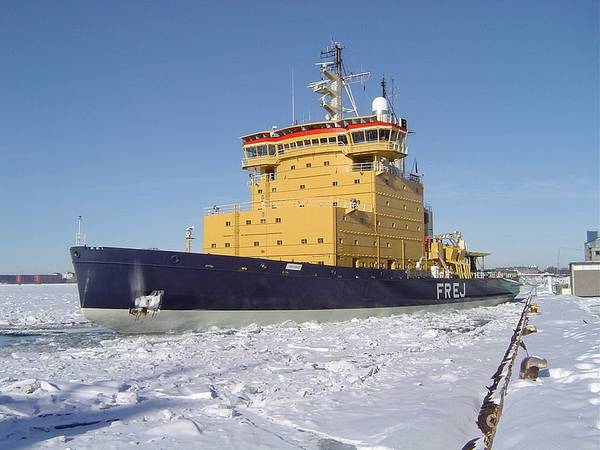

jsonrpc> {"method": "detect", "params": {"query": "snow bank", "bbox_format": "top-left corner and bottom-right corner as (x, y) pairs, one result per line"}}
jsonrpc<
(0, 284), (597, 449)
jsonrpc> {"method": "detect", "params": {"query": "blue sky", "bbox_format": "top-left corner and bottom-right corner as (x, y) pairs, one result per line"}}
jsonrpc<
(1, 1), (598, 273)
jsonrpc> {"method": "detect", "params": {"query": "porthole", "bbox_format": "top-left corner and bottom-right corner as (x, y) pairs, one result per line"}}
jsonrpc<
(170, 255), (180, 264)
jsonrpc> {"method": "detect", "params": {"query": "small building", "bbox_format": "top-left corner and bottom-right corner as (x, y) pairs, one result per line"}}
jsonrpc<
(570, 261), (600, 297)
(584, 230), (600, 261)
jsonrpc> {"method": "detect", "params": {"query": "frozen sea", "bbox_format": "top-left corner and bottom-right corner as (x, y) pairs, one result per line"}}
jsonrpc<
(0, 284), (598, 449)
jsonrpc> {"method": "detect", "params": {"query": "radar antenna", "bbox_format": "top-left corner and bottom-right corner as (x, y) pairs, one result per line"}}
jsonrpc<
(381, 76), (398, 122)
(308, 41), (370, 121)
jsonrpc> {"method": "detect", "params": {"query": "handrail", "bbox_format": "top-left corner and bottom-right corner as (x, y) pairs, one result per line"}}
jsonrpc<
(204, 196), (373, 215)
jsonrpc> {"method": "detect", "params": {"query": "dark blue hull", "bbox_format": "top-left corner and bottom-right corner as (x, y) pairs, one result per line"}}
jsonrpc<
(70, 246), (515, 333)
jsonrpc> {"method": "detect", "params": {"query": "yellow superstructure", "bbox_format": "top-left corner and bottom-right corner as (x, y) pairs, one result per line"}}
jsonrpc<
(202, 42), (483, 277)
(203, 114), (426, 269)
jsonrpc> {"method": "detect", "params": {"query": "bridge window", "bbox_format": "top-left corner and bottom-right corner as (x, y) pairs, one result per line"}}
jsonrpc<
(268, 145), (276, 155)
(366, 129), (378, 142)
(304, 139), (311, 146)
(311, 139), (319, 145)
(290, 142), (296, 148)
(320, 138), (328, 144)
(245, 147), (257, 158)
(379, 129), (390, 141)
(297, 141), (304, 147)
(352, 131), (365, 144)
(390, 131), (398, 142)
(328, 137), (336, 143)
(256, 145), (267, 156)
(284, 143), (290, 149)
(277, 144), (283, 151)
(338, 135), (348, 144)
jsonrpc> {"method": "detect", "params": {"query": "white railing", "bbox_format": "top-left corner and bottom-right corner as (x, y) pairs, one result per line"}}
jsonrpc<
(246, 172), (276, 185)
(204, 196), (373, 215)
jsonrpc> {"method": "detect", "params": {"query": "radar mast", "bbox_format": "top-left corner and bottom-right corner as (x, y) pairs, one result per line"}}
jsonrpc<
(308, 42), (370, 122)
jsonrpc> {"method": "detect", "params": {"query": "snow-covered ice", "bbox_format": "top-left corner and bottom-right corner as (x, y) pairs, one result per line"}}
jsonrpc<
(0, 284), (597, 449)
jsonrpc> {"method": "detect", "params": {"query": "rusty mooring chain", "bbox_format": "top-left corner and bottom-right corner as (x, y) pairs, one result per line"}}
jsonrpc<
(460, 287), (537, 450)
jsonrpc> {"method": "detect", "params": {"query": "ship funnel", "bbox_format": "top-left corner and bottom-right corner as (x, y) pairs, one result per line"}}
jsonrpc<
(372, 96), (390, 121)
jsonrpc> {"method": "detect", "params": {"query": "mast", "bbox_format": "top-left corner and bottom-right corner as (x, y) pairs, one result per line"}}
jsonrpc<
(308, 41), (370, 121)
(75, 215), (84, 246)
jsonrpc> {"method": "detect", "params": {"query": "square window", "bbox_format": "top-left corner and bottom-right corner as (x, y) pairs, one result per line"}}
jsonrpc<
(277, 240), (283, 245)
(272, 187), (276, 192)
(301, 239), (308, 244)
(386, 242), (391, 248)
(225, 221), (231, 226)
(300, 184), (305, 189)
(260, 218), (266, 224)
(392, 222), (396, 228)
(211, 243), (217, 248)
(339, 238), (344, 243)
(253, 241), (260, 247)
(225, 242), (231, 248)
(332, 201), (338, 206)
(332, 181), (338, 186)
(354, 179), (360, 184)
(257, 189), (263, 194)
(275, 217), (282, 223)
(324, 161), (330, 166)
(246, 220), (252, 225)
(306, 163), (312, 168)
(386, 200), (390, 206)
(317, 238), (324, 243)
(354, 239), (359, 245)
(291, 165), (296, 170)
